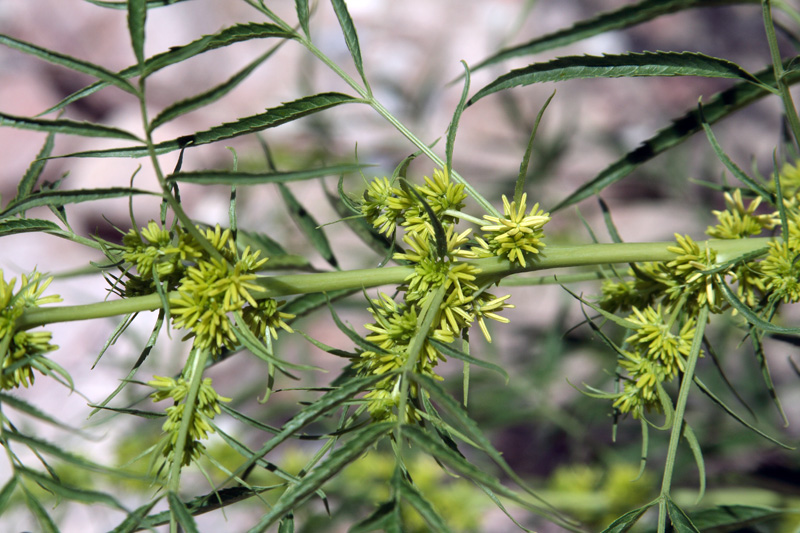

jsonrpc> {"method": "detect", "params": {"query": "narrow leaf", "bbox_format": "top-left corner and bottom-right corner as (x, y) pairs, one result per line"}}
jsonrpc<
(330, 0), (369, 90)
(168, 491), (200, 533)
(19, 465), (126, 509)
(719, 280), (800, 334)
(296, 0), (310, 37)
(278, 513), (295, 533)
(281, 288), (357, 318)
(21, 485), (58, 533)
(0, 187), (157, 218)
(0, 476), (18, 516)
(109, 498), (160, 533)
(349, 499), (403, 533)
(469, 0), (760, 72)
(682, 423), (706, 503)
(0, 112), (141, 141)
(396, 476), (453, 532)
(515, 91), (555, 205)
(0, 34), (137, 94)
(688, 504), (784, 531)
(246, 422), (392, 533)
(87, 0), (192, 7)
(0, 392), (82, 431)
(552, 61), (800, 211)
(446, 61), (470, 172)
(279, 183), (338, 269)
(0, 218), (61, 237)
(598, 501), (657, 533)
(470, 51), (763, 105)
(666, 496), (702, 532)
(127, 0), (147, 67)
(16, 132), (55, 201)
(61, 92), (359, 158)
(168, 164), (366, 185)
(428, 338), (509, 382)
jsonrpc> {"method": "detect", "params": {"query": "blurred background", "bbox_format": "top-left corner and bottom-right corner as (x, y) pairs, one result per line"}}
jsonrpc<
(1, 1), (798, 531)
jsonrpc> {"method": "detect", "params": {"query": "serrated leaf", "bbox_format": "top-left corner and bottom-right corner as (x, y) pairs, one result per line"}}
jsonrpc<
(666, 496), (701, 532)
(61, 92), (359, 158)
(552, 61), (800, 211)
(127, 0), (146, 66)
(719, 280), (800, 334)
(0, 392), (83, 431)
(279, 183), (338, 269)
(19, 465), (126, 509)
(0, 112), (142, 141)
(0, 34), (137, 94)
(396, 475), (453, 532)
(40, 22), (296, 116)
(470, 51), (763, 105)
(428, 338), (509, 382)
(21, 485), (58, 533)
(16, 132), (55, 202)
(150, 44), (284, 130)
(446, 61), (470, 171)
(0, 187), (157, 218)
(349, 499), (403, 533)
(141, 486), (274, 528)
(0, 218), (61, 237)
(246, 422), (393, 533)
(330, 0), (369, 90)
(599, 501), (656, 532)
(86, 405), (166, 419)
(0, 476), (18, 516)
(688, 504), (784, 531)
(109, 498), (160, 533)
(295, 0), (310, 37)
(168, 491), (200, 533)
(469, 0), (760, 72)
(168, 164), (366, 185)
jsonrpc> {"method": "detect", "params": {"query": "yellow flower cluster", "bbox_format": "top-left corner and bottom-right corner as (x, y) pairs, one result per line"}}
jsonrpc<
(121, 222), (295, 355)
(474, 193), (550, 268)
(358, 169), (519, 421)
(0, 270), (61, 390)
(148, 375), (231, 467)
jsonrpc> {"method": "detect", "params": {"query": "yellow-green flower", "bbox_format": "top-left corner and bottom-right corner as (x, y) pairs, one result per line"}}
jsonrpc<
(242, 297), (295, 341)
(477, 193), (550, 268)
(761, 240), (800, 303)
(706, 189), (777, 239)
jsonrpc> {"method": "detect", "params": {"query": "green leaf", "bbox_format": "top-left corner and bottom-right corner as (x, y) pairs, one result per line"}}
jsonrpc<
(278, 513), (295, 533)
(446, 61), (470, 172)
(150, 44), (285, 130)
(0, 111), (142, 141)
(330, 0), (369, 91)
(236, 229), (312, 270)
(469, 0), (760, 72)
(428, 338), (509, 382)
(141, 486), (274, 528)
(349, 499), (403, 533)
(168, 164), (367, 185)
(551, 60), (800, 211)
(515, 91), (555, 205)
(395, 475), (453, 532)
(0, 391), (83, 432)
(719, 280), (800, 334)
(470, 51), (763, 105)
(246, 422), (393, 533)
(18, 465), (127, 510)
(281, 288), (357, 318)
(0, 218), (61, 237)
(168, 491), (200, 533)
(127, 0), (147, 66)
(0, 476), (18, 516)
(61, 92), (359, 158)
(666, 496), (701, 532)
(598, 501), (657, 532)
(688, 504), (785, 531)
(21, 484), (59, 533)
(279, 183), (339, 269)
(86, 0), (192, 7)
(295, 0), (310, 37)
(682, 423), (706, 503)
(40, 22), (296, 116)
(109, 498), (160, 533)
(0, 188), (157, 218)
(0, 34), (137, 94)
(16, 132), (56, 202)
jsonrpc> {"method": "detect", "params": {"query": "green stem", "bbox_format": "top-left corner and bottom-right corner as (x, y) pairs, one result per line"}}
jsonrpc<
(657, 305), (709, 532)
(763, 0), (800, 147)
(15, 238), (771, 331)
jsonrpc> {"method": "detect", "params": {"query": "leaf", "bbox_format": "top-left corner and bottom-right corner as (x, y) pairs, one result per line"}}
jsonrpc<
(682, 423), (706, 503)
(168, 164), (367, 185)
(245, 422), (393, 533)
(330, 0), (369, 90)
(446, 61), (470, 171)
(109, 498), (160, 533)
(598, 501), (657, 532)
(279, 183), (339, 269)
(168, 491), (200, 533)
(0, 218), (61, 237)
(0, 187), (157, 218)
(16, 131), (55, 202)
(0, 34), (137, 94)
(61, 92), (359, 158)
(428, 338), (509, 382)
(515, 90), (555, 205)
(127, 0), (147, 66)
(86, 0), (192, 7)
(0, 476), (18, 516)
(149, 44), (285, 130)
(551, 60), (800, 211)
(0, 111), (142, 141)
(278, 513), (295, 533)
(470, 51), (763, 105)
(281, 288), (357, 318)
(396, 474), (453, 532)
(141, 486), (275, 528)
(21, 484), (58, 533)
(719, 280), (800, 334)
(295, 0), (310, 37)
(666, 496), (702, 532)
(688, 504), (785, 531)
(0, 391), (84, 432)
(40, 22), (296, 116)
(18, 465), (127, 509)
(468, 0), (760, 72)
(349, 499), (403, 533)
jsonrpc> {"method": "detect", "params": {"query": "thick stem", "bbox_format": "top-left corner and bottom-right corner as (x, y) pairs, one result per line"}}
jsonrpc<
(15, 238), (771, 331)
